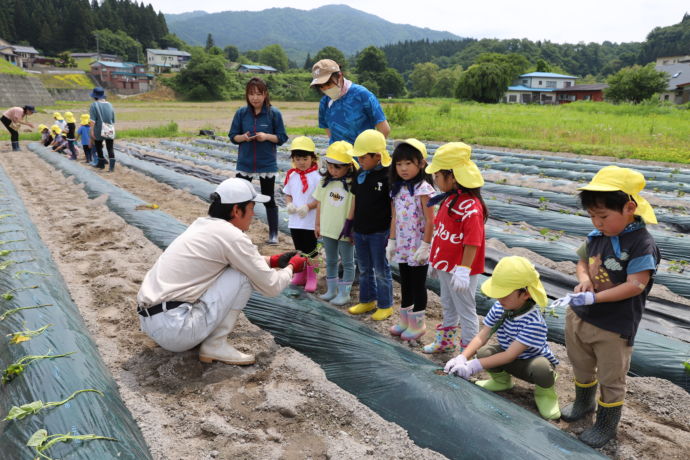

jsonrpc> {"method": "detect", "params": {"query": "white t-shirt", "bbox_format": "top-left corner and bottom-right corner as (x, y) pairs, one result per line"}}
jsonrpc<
(282, 170), (320, 230)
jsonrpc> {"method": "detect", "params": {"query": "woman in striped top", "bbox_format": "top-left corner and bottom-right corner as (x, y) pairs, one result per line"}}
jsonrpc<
(444, 256), (561, 420)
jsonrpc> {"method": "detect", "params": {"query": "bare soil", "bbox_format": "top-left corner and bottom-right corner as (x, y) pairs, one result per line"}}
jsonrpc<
(2, 139), (689, 460)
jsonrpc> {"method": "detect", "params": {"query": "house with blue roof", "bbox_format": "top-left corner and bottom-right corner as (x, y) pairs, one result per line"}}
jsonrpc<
(504, 72), (578, 104)
(237, 64), (278, 74)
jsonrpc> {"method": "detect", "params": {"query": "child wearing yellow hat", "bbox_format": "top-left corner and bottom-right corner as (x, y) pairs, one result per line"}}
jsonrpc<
(53, 112), (66, 132)
(552, 165), (660, 448)
(387, 139), (436, 341)
(76, 114), (93, 164)
(38, 124), (52, 147)
(444, 256), (561, 420)
(50, 124), (68, 154)
(423, 142), (487, 353)
(346, 129), (394, 320)
(312, 141), (358, 305)
(283, 136), (320, 292)
(64, 112), (77, 160)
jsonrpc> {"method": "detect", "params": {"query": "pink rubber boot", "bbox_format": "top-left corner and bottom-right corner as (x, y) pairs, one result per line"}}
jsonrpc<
(290, 269), (307, 286)
(304, 263), (317, 293)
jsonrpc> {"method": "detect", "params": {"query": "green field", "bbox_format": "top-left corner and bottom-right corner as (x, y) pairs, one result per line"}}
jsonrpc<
(0, 59), (28, 75)
(3, 98), (689, 164)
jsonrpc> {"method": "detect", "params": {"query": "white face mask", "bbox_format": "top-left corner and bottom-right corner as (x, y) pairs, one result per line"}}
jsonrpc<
(323, 85), (341, 101)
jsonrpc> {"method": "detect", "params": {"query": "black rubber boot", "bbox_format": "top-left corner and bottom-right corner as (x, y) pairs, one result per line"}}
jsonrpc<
(579, 403), (622, 448)
(11, 141), (20, 151)
(561, 381), (598, 422)
(96, 157), (106, 169)
(85, 150), (92, 163)
(108, 158), (116, 172)
(266, 206), (279, 244)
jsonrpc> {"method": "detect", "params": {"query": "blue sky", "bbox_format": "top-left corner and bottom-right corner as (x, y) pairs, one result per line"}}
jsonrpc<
(148, 1), (688, 44)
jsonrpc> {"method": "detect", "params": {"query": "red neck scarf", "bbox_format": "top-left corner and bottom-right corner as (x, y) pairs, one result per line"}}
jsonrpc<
(284, 164), (318, 193)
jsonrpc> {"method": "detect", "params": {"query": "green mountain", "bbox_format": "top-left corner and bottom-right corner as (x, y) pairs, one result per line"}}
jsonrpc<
(165, 4), (460, 61)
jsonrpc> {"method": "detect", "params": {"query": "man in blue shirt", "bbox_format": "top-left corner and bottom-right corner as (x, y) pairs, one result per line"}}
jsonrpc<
(310, 59), (390, 144)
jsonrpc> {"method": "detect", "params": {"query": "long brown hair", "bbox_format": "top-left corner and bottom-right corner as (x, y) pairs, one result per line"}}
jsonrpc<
(245, 77), (271, 109)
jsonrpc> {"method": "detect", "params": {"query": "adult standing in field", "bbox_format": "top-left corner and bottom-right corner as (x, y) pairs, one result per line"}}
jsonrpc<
(229, 77), (288, 245)
(2, 105), (35, 151)
(88, 87), (116, 171)
(310, 59), (390, 144)
(137, 178), (307, 365)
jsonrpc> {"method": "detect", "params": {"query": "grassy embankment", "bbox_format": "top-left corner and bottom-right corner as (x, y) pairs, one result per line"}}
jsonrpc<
(0, 59), (28, 75)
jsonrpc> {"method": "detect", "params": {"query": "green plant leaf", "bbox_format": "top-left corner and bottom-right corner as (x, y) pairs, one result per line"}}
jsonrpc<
(26, 429), (48, 447)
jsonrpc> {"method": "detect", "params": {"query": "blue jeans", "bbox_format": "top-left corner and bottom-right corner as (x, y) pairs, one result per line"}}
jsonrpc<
(321, 236), (355, 283)
(354, 230), (393, 309)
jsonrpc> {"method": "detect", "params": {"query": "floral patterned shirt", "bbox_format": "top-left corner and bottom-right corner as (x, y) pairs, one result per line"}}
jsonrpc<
(392, 181), (435, 266)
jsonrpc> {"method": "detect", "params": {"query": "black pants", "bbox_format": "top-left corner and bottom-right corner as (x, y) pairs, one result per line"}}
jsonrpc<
(235, 173), (276, 208)
(399, 263), (428, 311)
(95, 139), (114, 159)
(1, 116), (18, 143)
(290, 228), (317, 255)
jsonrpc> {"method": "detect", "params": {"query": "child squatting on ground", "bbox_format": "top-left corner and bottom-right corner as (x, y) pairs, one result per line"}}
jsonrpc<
(346, 130), (395, 320)
(424, 143), (488, 353)
(444, 256), (561, 420)
(283, 136), (320, 292)
(552, 165), (660, 448)
(386, 139), (435, 341)
(313, 141), (358, 306)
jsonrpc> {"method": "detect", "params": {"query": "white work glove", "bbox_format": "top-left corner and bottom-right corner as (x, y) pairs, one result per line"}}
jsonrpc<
(427, 265), (438, 279)
(386, 239), (396, 262)
(296, 205), (310, 218)
(443, 354), (467, 374)
(450, 265), (472, 291)
(552, 291), (596, 309)
(413, 241), (431, 265)
(287, 203), (298, 214)
(452, 358), (484, 380)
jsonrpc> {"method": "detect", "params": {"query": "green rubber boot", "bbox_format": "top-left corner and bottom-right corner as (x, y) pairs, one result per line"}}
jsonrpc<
(579, 402), (623, 448)
(475, 370), (514, 392)
(561, 380), (598, 422)
(534, 383), (561, 420)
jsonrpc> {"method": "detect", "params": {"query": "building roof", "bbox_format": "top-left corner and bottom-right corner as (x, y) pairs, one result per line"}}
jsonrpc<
(520, 72), (578, 79)
(656, 63), (690, 90)
(92, 61), (133, 69)
(146, 48), (191, 57)
(112, 71), (154, 77)
(12, 45), (39, 54)
(507, 85), (556, 92)
(239, 64), (278, 71)
(556, 84), (609, 92)
(71, 52), (119, 59)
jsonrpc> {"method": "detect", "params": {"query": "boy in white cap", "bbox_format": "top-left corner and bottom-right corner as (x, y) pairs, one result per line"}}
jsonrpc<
(552, 165), (660, 447)
(137, 178), (307, 366)
(445, 256), (561, 420)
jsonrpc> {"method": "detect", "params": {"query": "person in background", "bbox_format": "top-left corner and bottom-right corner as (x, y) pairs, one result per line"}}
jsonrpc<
(88, 87), (116, 171)
(313, 141), (358, 306)
(1, 105), (34, 151)
(64, 111), (78, 160)
(423, 143), (487, 354)
(50, 124), (68, 154)
(53, 112), (66, 132)
(38, 124), (52, 147)
(229, 77), (288, 244)
(346, 129), (394, 321)
(310, 59), (390, 144)
(283, 136), (320, 292)
(387, 139), (435, 342)
(445, 256), (561, 421)
(137, 178), (307, 366)
(76, 114), (92, 164)
(554, 165), (660, 448)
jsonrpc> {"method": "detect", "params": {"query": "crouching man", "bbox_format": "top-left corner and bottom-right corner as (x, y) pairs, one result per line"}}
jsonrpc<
(137, 178), (306, 365)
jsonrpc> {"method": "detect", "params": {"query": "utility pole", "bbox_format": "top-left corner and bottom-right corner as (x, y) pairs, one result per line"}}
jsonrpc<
(94, 32), (100, 60)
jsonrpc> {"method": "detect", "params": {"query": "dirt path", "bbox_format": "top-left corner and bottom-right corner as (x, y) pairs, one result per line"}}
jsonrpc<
(3, 141), (689, 460)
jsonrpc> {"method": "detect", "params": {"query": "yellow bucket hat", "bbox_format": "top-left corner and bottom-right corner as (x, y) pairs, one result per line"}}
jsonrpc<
(352, 129), (391, 167)
(53, 112), (63, 120)
(324, 141), (359, 170)
(578, 165), (657, 224)
(38, 124), (47, 131)
(289, 136), (316, 153)
(425, 142), (484, 189)
(64, 112), (75, 123)
(394, 138), (428, 159)
(50, 124), (61, 134)
(481, 256), (548, 307)
(80, 114), (90, 125)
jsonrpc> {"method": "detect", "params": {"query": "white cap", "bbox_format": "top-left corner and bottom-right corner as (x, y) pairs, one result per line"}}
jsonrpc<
(215, 178), (270, 204)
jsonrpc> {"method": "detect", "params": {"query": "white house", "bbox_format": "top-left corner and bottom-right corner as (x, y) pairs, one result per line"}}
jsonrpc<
(656, 62), (690, 104)
(146, 47), (191, 73)
(504, 72), (578, 104)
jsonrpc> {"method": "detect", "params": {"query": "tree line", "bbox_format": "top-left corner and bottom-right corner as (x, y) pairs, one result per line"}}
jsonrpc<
(0, 0), (168, 58)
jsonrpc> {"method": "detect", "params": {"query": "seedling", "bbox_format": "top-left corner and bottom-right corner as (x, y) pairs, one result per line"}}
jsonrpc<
(27, 428), (116, 460)
(0, 249), (30, 257)
(4, 388), (103, 421)
(684, 360), (690, 375)
(1, 285), (38, 301)
(0, 214), (16, 220)
(0, 303), (53, 321)
(2, 352), (75, 384)
(302, 242), (324, 274)
(13, 270), (51, 279)
(7, 323), (51, 344)
(0, 258), (35, 270)
(0, 229), (22, 234)
(0, 238), (25, 245)
(668, 259), (688, 274)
